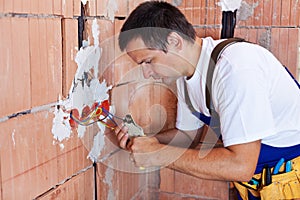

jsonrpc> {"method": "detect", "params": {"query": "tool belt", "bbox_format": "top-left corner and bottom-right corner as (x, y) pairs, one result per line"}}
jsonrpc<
(234, 156), (300, 200)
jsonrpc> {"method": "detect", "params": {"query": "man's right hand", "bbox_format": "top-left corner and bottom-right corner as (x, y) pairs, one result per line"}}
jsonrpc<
(114, 123), (130, 149)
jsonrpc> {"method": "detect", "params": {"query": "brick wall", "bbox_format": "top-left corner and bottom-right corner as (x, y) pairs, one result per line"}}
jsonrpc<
(0, 1), (94, 199)
(0, 0), (299, 200)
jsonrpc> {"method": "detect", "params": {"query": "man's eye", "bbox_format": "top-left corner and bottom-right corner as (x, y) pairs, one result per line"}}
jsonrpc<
(145, 60), (151, 64)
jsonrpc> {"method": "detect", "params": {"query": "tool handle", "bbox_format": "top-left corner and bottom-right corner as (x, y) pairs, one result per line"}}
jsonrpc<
(273, 158), (285, 175)
(266, 167), (272, 185)
(286, 160), (292, 172)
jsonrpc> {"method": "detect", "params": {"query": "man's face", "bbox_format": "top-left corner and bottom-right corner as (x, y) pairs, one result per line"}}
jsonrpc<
(125, 37), (186, 81)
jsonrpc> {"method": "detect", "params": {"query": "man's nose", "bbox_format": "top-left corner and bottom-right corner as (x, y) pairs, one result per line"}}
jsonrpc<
(141, 64), (154, 79)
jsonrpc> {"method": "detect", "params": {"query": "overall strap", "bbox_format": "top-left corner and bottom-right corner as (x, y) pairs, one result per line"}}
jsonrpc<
(205, 38), (245, 140)
(183, 82), (211, 125)
(205, 37), (245, 113)
(284, 66), (300, 89)
(183, 38), (245, 130)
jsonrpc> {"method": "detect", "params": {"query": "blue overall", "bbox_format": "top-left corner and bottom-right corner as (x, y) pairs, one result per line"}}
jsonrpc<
(192, 66), (300, 200)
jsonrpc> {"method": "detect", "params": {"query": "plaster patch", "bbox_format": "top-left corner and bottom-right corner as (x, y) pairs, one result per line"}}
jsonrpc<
(217, 0), (242, 12)
(59, 143), (65, 150)
(51, 19), (111, 161)
(172, 0), (183, 6)
(104, 166), (115, 200)
(12, 129), (16, 148)
(92, 19), (100, 47)
(87, 131), (104, 162)
(237, 1), (259, 21)
(51, 105), (71, 142)
(81, 0), (88, 5)
(106, 0), (118, 21)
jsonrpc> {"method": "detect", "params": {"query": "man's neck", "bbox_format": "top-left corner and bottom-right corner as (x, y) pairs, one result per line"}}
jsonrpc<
(185, 37), (203, 78)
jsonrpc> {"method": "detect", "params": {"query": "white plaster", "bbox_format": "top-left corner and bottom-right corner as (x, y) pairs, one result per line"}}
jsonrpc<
(87, 130), (105, 162)
(106, 0), (118, 21)
(77, 125), (87, 138)
(217, 0), (242, 12)
(51, 18), (111, 162)
(82, 40), (90, 48)
(104, 166), (115, 200)
(81, 0), (88, 5)
(237, 1), (259, 21)
(92, 19), (99, 47)
(12, 129), (16, 148)
(51, 105), (71, 142)
(59, 143), (65, 150)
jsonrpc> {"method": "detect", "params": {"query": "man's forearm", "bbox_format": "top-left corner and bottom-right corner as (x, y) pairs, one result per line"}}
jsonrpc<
(154, 127), (205, 148)
(130, 131), (260, 182)
(158, 143), (258, 182)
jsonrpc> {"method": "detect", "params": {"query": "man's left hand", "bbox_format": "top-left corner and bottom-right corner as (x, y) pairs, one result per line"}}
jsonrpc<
(129, 136), (165, 168)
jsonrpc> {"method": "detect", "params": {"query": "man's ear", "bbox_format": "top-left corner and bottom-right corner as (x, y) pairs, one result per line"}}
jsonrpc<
(167, 32), (183, 51)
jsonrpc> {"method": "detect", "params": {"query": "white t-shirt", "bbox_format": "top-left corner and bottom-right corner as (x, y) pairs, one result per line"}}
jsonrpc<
(176, 37), (300, 148)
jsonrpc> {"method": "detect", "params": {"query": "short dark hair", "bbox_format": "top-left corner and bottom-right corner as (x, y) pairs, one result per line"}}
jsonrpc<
(118, 1), (196, 52)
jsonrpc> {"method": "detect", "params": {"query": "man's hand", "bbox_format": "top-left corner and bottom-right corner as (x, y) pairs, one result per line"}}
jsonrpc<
(130, 136), (166, 168)
(114, 123), (130, 149)
(114, 124), (167, 168)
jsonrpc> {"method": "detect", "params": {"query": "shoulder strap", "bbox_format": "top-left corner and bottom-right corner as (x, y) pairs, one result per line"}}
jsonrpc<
(183, 38), (245, 124)
(205, 37), (245, 113)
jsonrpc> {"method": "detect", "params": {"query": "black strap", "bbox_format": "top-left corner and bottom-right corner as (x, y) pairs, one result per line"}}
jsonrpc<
(183, 38), (245, 140)
(183, 81), (211, 125)
(183, 38), (245, 127)
(183, 81), (197, 114)
(205, 38), (245, 114)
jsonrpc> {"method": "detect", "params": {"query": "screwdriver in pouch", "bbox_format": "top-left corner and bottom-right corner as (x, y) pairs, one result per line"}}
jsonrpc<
(262, 165), (272, 187)
(265, 166), (272, 185)
(273, 158), (285, 175)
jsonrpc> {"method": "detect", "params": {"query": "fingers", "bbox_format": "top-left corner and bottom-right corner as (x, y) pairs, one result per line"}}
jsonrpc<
(114, 123), (130, 149)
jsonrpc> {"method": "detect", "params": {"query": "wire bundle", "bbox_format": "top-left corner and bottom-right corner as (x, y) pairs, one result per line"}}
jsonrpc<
(69, 100), (119, 130)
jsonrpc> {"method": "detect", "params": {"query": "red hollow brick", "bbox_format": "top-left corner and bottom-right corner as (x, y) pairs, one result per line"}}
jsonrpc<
(53, 0), (62, 15)
(62, 19), (78, 97)
(3, 0), (12, 13)
(73, 0), (81, 16)
(286, 28), (299, 76)
(37, 167), (94, 200)
(0, 17), (13, 118)
(115, 0), (127, 17)
(192, 7), (201, 26)
(62, 0), (73, 18)
(30, 0), (39, 14)
(160, 168), (175, 193)
(262, 0), (273, 26)
(0, 110), (93, 199)
(278, 28), (289, 67)
(34, 0), (51, 15)
(270, 28), (280, 58)
(11, 18), (31, 115)
(87, 0), (97, 16)
(96, 0), (106, 17)
(253, 1), (263, 26)
(281, 0), (291, 26)
(0, 0), (4, 13)
(272, 0), (281, 26)
(174, 171), (229, 199)
(290, 0), (299, 26)
(30, 18), (62, 107)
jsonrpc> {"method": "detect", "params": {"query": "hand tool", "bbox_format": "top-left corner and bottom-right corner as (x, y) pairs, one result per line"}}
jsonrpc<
(285, 160), (292, 172)
(123, 114), (145, 137)
(273, 158), (285, 175)
(261, 165), (272, 186)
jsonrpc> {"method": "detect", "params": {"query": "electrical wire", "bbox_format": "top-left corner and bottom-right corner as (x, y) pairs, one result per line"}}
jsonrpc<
(69, 101), (122, 130)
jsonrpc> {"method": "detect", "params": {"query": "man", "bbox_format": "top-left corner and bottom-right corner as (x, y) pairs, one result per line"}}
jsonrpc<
(114, 1), (300, 199)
